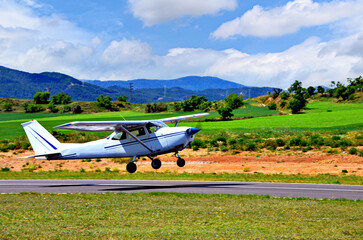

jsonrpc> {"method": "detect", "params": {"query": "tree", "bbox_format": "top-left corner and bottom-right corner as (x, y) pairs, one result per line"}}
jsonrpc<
(217, 107), (234, 120)
(287, 99), (303, 114)
(33, 92), (50, 104)
(97, 95), (112, 109)
(306, 86), (316, 97)
(280, 91), (290, 100)
(117, 96), (128, 102)
(2, 102), (12, 112)
(225, 93), (244, 109)
(51, 92), (71, 104)
(272, 88), (283, 99)
(181, 95), (207, 111)
(288, 80), (302, 93)
(317, 86), (325, 94)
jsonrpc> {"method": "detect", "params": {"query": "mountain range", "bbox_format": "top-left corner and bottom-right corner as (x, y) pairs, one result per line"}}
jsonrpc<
(0, 65), (274, 103)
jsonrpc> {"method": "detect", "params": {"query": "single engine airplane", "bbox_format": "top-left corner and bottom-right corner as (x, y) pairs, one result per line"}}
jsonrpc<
(21, 113), (208, 173)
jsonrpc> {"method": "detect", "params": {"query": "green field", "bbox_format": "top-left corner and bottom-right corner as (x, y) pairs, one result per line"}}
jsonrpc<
(1, 171), (362, 185)
(0, 100), (362, 139)
(0, 192), (361, 239)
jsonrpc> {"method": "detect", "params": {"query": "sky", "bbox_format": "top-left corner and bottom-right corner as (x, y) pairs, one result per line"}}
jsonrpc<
(0, 0), (362, 89)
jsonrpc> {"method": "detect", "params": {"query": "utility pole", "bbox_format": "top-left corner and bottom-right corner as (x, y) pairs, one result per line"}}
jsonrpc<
(129, 83), (134, 103)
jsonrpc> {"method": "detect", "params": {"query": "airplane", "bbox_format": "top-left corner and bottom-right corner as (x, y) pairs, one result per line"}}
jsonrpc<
(21, 113), (208, 173)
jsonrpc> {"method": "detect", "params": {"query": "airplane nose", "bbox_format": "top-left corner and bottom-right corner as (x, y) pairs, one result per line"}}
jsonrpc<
(187, 128), (201, 135)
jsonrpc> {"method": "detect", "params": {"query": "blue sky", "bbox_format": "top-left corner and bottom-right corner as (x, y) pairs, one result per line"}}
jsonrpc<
(0, 0), (362, 88)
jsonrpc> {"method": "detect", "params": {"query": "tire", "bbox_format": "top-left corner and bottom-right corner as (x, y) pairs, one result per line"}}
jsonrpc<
(177, 158), (185, 167)
(126, 162), (137, 173)
(151, 159), (161, 169)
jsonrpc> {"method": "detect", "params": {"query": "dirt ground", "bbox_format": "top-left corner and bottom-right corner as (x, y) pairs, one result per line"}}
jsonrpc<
(1, 149), (362, 176)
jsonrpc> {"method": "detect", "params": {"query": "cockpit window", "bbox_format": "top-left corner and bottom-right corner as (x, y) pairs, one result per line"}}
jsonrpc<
(112, 132), (126, 140)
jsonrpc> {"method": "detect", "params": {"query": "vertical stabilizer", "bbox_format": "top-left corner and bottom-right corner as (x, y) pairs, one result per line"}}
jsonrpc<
(21, 120), (61, 155)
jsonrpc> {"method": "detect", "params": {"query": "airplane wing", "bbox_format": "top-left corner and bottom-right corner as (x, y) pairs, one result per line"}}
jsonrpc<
(54, 113), (209, 132)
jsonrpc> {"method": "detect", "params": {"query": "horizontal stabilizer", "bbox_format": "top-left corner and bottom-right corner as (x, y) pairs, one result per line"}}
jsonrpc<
(19, 151), (61, 159)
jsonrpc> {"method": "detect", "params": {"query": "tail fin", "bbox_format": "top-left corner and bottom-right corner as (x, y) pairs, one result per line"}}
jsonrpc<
(21, 120), (61, 155)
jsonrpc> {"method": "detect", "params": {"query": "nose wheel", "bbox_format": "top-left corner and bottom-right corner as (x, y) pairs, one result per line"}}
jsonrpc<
(175, 152), (185, 167)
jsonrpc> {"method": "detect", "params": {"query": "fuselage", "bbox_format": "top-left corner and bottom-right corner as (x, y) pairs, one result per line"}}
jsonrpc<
(50, 126), (195, 160)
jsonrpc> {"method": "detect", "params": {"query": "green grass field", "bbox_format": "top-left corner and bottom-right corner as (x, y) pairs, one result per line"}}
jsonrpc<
(0, 100), (362, 139)
(1, 171), (362, 185)
(0, 192), (361, 239)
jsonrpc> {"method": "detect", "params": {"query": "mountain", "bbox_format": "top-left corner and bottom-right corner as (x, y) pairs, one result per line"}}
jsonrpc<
(0, 66), (117, 100)
(0, 65), (274, 103)
(84, 76), (245, 91)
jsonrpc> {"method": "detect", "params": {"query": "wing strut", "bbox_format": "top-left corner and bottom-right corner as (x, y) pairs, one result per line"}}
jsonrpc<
(118, 125), (154, 153)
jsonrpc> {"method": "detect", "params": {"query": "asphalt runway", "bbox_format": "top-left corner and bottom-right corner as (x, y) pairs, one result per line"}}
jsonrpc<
(0, 180), (362, 200)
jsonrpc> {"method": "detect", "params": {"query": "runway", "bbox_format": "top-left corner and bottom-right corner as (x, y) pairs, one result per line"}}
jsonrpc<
(0, 180), (362, 200)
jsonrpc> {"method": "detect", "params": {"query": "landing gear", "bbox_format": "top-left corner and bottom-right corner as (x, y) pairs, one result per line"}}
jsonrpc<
(126, 162), (137, 173)
(151, 158), (161, 169)
(175, 152), (185, 167)
(177, 158), (185, 167)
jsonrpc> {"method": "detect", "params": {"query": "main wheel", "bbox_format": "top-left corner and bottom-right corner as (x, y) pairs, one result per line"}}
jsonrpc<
(151, 159), (161, 169)
(177, 158), (185, 167)
(126, 162), (137, 173)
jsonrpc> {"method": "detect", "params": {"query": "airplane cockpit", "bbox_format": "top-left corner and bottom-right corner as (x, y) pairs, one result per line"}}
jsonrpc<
(108, 121), (168, 141)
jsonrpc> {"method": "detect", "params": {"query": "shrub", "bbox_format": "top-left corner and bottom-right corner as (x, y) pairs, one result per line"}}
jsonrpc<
(245, 142), (257, 151)
(215, 136), (227, 145)
(338, 139), (351, 150)
(191, 139), (205, 149)
(47, 102), (59, 113)
(72, 105), (82, 114)
(331, 136), (341, 141)
(80, 168), (86, 172)
(104, 167), (111, 172)
(145, 103), (167, 113)
(290, 136), (302, 146)
(23, 103), (44, 113)
(279, 101), (287, 108)
(112, 168), (119, 172)
(359, 150), (363, 157)
(341, 169), (348, 174)
(349, 148), (357, 155)
(220, 146), (228, 152)
(280, 92), (290, 100)
(275, 138), (285, 147)
(1, 167), (10, 172)
(117, 95), (128, 102)
(243, 166), (251, 172)
(228, 138), (237, 146)
(264, 139), (278, 149)
(97, 95), (112, 109)
(2, 102), (12, 112)
(326, 147), (338, 154)
(62, 105), (71, 113)
(267, 102), (277, 110)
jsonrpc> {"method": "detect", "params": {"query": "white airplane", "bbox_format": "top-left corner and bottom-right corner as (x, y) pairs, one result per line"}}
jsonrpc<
(21, 113), (208, 173)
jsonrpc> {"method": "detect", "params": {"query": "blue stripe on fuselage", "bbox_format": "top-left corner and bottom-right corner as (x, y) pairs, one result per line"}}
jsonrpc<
(104, 131), (185, 150)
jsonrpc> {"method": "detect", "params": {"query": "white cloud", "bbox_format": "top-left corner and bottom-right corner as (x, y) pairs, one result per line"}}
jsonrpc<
(102, 39), (152, 65)
(129, 0), (237, 26)
(0, 0), (361, 89)
(212, 0), (363, 39)
(205, 36), (362, 88)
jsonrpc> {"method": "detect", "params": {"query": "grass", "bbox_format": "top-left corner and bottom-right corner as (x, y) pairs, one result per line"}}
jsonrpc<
(179, 101), (363, 133)
(0, 192), (361, 239)
(1, 100), (362, 139)
(1, 171), (362, 185)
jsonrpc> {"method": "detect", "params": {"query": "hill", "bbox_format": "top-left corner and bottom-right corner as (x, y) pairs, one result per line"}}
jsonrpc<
(0, 65), (273, 103)
(84, 76), (245, 91)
